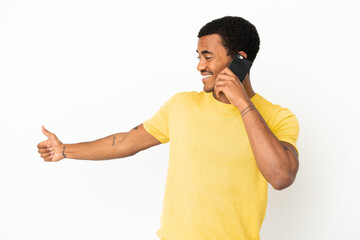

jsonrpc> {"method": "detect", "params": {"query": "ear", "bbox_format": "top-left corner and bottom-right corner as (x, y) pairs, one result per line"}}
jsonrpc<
(238, 51), (248, 59)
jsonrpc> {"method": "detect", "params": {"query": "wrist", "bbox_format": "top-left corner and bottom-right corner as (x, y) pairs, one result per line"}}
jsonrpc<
(241, 105), (256, 117)
(61, 144), (67, 159)
(234, 97), (253, 111)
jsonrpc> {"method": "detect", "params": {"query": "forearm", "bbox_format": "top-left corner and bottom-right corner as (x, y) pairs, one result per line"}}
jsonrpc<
(237, 100), (298, 189)
(63, 132), (128, 160)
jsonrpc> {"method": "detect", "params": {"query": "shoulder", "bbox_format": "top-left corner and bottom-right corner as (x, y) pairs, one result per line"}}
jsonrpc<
(254, 94), (299, 129)
(173, 91), (204, 98)
(169, 91), (204, 104)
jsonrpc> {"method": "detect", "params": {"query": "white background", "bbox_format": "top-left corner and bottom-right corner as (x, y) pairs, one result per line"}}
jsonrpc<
(1, 0), (359, 239)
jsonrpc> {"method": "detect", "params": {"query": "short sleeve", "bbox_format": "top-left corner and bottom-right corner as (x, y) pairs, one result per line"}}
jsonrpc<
(270, 108), (300, 154)
(143, 94), (177, 144)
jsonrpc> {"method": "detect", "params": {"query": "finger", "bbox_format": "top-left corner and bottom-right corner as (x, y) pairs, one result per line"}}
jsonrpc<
(38, 148), (47, 154)
(216, 73), (237, 82)
(215, 77), (235, 88)
(215, 85), (226, 93)
(37, 141), (45, 148)
(41, 151), (54, 158)
(37, 140), (51, 149)
(221, 67), (237, 76)
(214, 85), (224, 98)
(42, 125), (52, 138)
(220, 68), (228, 75)
(215, 79), (229, 86)
(44, 155), (54, 162)
(38, 147), (53, 154)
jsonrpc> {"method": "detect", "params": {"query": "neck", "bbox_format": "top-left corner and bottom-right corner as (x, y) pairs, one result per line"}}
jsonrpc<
(213, 74), (255, 104)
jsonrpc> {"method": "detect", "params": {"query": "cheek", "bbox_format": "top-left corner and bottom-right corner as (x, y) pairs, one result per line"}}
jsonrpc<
(210, 63), (225, 75)
(208, 60), (228, 78)
(208, 74), (218, 86)
(210, 74), (217, 82)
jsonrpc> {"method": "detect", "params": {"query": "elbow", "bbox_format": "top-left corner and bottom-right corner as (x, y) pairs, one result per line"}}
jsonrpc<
(115, 145), (139, 159)
(271, 155), (299, 191)
(271, 173), (297, 191)
(272, 181), (291, 191)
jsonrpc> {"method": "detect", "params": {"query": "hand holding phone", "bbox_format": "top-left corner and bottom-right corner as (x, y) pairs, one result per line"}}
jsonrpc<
(228, 54), (252, 83)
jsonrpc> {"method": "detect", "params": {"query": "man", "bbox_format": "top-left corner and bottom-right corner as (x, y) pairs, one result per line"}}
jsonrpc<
(37, 16), (299, 240)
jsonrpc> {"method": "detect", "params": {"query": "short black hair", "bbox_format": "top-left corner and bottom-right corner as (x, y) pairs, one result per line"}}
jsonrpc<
(198, 16), (260, 62)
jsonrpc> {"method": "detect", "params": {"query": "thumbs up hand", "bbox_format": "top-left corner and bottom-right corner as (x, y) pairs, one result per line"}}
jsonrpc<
(37, 126), (65, 162)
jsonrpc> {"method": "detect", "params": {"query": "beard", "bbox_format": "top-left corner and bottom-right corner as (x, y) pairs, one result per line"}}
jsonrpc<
(201, 70), (215, 93)
(203, 85), (214, 93)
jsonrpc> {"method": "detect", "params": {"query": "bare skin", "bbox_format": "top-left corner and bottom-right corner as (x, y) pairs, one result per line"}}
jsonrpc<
(38, 33), (298, 190)
(37, 124), (161, 161)
(196, 34), (299, 190)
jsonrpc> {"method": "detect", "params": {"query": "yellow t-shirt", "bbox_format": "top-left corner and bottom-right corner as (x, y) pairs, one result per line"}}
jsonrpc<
(143, 91), (299, 240)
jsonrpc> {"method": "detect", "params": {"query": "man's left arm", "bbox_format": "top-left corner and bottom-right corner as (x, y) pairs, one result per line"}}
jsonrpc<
(240, 108), (299, 190)
(215, 68), (299, 190)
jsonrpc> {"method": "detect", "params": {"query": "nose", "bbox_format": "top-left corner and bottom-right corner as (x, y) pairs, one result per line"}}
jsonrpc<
(197, 58), (206, 72)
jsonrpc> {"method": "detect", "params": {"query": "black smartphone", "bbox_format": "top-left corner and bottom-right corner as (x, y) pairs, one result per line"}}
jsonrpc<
(228, 53), (252, 83)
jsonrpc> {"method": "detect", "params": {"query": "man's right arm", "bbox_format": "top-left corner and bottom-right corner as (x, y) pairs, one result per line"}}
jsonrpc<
(37, 124), (161, 162)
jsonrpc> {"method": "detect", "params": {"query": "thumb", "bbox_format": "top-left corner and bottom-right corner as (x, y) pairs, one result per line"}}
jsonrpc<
(222, 67), (235, 76)
(42, 125), (52, 138)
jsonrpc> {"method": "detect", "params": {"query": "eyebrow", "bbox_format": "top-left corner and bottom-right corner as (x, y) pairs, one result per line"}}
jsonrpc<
(196, 50), (214, 55)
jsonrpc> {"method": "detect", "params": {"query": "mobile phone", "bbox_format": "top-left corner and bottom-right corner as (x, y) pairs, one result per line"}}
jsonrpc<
(228, 53), (252, 83)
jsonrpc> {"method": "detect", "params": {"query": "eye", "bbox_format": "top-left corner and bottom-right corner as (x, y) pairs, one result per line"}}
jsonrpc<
(197, 56), (213, 61)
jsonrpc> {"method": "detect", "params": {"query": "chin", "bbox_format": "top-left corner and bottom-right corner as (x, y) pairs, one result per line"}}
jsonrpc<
(203, 85), (214, 93)
(203, 88), (213, 93)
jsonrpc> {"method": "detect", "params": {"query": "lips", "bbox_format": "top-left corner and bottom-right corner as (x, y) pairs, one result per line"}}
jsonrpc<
(202, 75), (212, 83)
(201, 71), (212, 81)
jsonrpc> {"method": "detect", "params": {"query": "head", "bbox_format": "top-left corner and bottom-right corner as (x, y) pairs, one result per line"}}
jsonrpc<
(196, 16), (260, 92)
